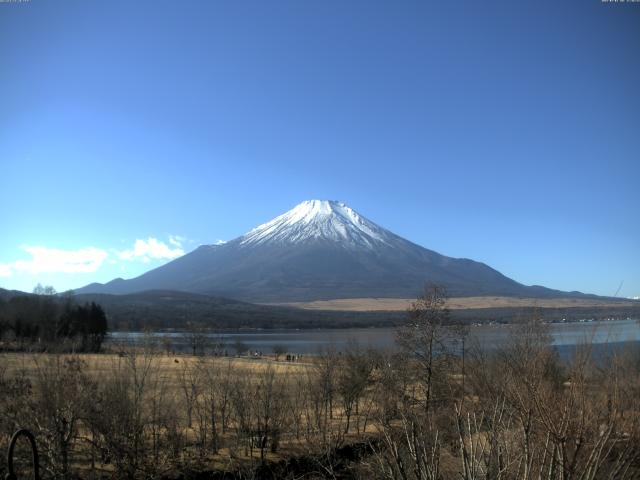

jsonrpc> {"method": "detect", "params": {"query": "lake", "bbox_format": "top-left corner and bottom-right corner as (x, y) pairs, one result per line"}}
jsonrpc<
(108, 318), (640, 357)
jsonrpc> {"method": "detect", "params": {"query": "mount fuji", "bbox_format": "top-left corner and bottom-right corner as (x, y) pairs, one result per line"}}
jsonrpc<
(76, 200), (582, 302)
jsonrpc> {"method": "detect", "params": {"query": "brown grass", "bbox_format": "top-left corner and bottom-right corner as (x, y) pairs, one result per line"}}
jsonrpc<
(267, 296), (637, 311)
(0, 352), (311, 382)
(1, 351), (363, 477)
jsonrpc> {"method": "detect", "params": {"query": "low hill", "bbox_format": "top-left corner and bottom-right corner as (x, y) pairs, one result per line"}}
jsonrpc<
(2, 288), (637, 331)
(73, 290), (398, 330)
(74, 290), (640, 330)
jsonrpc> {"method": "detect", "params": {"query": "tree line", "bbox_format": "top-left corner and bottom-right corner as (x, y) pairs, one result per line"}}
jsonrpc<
(0, 285), (108, 352)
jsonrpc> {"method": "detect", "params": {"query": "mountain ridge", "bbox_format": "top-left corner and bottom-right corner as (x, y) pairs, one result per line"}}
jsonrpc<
(75, 200), (597, 302)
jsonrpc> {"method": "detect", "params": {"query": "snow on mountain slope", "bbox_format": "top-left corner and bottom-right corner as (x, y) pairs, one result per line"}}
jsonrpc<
(240, 200), (392, 248)
(75, 200), (588, 302)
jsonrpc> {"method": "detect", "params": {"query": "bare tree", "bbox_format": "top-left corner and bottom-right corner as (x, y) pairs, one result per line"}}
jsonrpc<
(374, 413), (442, 480)
(28, 356), (93, 479)
(233, 339), (248, 356)
(195, 356), (227, 454)
(396, 284), (460, 415)
(272, 344), (287, 361)
(185, 322), (208, 356)
(252, 365), (289, 461)
(85, 351), (158, 479)
(337, 341), (373, 434)
(458, 315), (640, 480)
(178, 359), (201, 429)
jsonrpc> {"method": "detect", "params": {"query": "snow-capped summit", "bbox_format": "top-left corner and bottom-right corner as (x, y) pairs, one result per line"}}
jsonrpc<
(76, 200), (580, 303)
(240, 200), (391, 248)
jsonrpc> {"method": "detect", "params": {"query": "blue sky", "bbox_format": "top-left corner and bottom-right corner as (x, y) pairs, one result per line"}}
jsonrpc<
(1, 0), (638, 297)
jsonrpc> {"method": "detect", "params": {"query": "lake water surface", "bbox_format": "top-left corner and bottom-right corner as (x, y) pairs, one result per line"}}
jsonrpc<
(109, 318), (640, 356)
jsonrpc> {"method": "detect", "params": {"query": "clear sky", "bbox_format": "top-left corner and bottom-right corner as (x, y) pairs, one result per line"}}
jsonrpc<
(1, 0), (638, 298)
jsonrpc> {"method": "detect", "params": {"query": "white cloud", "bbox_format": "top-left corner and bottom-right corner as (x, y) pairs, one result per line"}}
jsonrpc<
(117, 237), (184, 262)
(0, 264), (12, 277)
(0, 246), (108, 277)
(0, 236), (187, 280)
(215, 239), (227, 245)
(168, 235), (185, 247)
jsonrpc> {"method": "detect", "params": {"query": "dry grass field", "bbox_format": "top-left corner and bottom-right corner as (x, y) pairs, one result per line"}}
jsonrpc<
(2, 311), (639, 479)
(0, 351), (311, 380)
(0, 349), (383, 479)
(269, 295), (638, 311)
